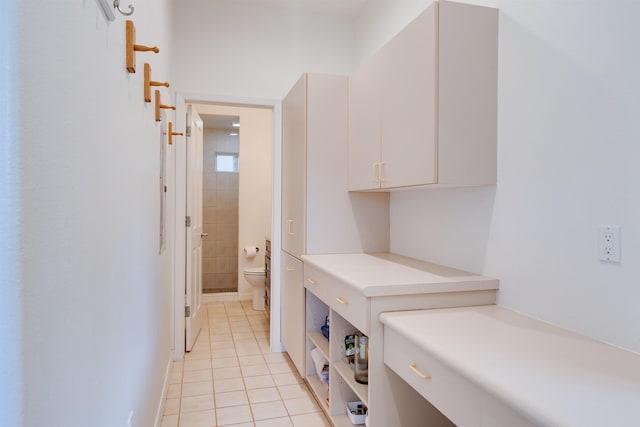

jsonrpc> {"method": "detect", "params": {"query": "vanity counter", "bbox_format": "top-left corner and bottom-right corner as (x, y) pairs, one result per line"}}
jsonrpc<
(302, 253), (498, 297)
(380, 305), (640, 427)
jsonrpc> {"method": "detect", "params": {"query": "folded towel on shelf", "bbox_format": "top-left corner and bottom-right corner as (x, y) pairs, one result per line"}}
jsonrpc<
(310, 347), (329, 384)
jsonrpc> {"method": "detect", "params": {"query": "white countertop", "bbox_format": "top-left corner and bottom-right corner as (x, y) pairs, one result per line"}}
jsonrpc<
(380, 306), (640, 427)
(301, 253), (498, 297)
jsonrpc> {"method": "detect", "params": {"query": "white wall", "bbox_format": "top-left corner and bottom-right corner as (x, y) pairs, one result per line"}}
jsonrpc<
(1, 0), (21, 424)
(357, 0), (640, 353)
(171, 0), (355, 100)
(19, 1), (176, 426)
(196, 104), (273, 300)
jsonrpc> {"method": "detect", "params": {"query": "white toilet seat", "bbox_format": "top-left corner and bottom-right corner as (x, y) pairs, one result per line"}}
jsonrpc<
(243, 267), (266, 311)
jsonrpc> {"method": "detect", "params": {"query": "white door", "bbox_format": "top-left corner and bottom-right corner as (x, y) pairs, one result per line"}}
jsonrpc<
(185, 104), (204, 351)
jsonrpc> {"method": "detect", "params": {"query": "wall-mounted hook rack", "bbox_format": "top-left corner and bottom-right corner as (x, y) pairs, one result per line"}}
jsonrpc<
(155, 90), (176, 122)
(114, 0), (134, 16)
(126, 20), (159, 73)
(144, 63), (170, 103)
(168, 122), (184, 145)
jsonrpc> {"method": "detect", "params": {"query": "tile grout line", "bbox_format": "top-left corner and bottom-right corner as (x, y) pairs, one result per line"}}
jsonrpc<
(206, 303), (219, 427)
(231, 301), (258, 426)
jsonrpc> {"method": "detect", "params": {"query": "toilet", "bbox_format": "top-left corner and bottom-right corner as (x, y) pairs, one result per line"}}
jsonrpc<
(243, 267), (266, 311)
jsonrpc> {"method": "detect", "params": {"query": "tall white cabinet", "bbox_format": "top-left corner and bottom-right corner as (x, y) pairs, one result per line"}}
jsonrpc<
(280, 73), (389, 376)
(349, 0), (498, 191)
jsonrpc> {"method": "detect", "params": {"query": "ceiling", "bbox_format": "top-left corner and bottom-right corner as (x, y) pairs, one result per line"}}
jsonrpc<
(200, 114), (239, 130)
(231, 0), (368, 17)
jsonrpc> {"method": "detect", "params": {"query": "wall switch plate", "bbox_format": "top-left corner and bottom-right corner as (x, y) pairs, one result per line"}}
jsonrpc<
(599, 225), (621, 263)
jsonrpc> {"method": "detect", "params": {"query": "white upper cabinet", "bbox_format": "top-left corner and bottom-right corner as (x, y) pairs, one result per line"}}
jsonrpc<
(348, 1), (498, 191)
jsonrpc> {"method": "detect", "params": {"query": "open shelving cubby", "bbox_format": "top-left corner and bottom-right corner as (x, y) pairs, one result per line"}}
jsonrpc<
(305, 291), (330, 412)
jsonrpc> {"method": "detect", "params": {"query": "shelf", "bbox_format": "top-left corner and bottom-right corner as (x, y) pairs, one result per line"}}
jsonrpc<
(306, 374), (330, 412)
(333, 360), (369, 407)
(307, 331), (330, 360)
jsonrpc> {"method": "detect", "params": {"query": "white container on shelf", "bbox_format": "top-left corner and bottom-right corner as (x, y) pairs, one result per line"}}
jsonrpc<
(346, 401), (366, 425)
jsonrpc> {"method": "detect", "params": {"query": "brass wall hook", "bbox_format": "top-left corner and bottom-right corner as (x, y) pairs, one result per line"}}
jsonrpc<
(144, 63), (170, 103)
(126, 20), (159, 73)
(168, 122), (184, 145)
(155, 90), (176, 122)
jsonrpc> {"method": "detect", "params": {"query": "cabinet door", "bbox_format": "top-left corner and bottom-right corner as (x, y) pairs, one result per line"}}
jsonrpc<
(281, 74), (307, 257)
(280, 251), (305, 376)
(348, 53), (383, 191)
(380, 2), (438, 188)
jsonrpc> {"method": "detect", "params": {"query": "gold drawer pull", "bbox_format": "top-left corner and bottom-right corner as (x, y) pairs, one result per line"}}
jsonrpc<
(286, 266), (295, 271)
(409, 363), (432, 380)
(336, 296), (349, 305)
(307, 278), (317, 285)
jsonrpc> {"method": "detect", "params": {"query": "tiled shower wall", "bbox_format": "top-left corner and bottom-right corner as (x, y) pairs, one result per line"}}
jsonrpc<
(203, 128), (239, 293)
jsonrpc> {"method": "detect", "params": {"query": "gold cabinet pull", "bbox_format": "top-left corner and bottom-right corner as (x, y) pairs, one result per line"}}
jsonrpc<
(286, 266), (295, 271)
(307, 278), (317, 285)
(335, 296), (349, 305)
(409, 363), (431, 380)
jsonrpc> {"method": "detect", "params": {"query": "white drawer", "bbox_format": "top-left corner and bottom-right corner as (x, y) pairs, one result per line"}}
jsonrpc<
(383, 325), (534, 427)
(384, 325), (480, 425)
(329, 281), (368, 335)
(303, 264), (330, 305)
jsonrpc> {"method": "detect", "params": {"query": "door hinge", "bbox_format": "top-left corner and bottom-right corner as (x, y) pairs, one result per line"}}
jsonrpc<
(185, 306), (191, 317)
(186, 216), (191, 227)
(185, 125), (191, 137)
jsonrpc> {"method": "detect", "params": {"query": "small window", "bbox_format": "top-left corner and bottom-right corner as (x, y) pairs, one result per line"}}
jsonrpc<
(216, 153), (239, 172)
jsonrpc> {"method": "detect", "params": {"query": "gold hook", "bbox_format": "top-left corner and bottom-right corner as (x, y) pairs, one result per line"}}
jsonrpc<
(144, 63), (170, 102)
(168, 122), (183, 145)
(155, 90), (175, 122)
(126, 20), (159, 73)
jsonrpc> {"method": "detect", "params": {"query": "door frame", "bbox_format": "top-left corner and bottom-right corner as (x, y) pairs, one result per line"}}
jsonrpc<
(172, 92), (284, 359)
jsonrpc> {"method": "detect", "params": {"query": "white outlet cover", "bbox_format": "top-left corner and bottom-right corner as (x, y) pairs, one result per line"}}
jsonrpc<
(599, 225), (621, 263)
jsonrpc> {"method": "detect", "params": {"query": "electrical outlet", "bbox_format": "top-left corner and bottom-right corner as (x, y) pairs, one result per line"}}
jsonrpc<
(599, 225), (621, 263)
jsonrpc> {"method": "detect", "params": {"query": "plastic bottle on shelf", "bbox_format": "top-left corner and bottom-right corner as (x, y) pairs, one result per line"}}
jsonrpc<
(354, 332), (368, 384)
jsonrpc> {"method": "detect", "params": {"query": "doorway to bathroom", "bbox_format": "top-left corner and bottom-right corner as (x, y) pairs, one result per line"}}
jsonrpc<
(189, 103), (273, 302)
(199, 114), (241, 294)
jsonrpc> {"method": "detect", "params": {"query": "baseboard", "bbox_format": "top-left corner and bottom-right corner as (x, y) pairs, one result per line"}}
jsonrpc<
(153, 350), (174, 427)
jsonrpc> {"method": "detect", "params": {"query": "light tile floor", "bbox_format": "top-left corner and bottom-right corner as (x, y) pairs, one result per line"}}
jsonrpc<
(160, 300), (331, 427)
